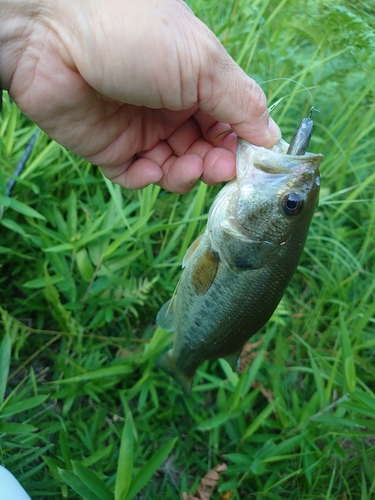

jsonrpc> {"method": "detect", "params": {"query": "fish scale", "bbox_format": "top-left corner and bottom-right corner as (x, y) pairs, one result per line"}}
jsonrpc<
(175, 241), (295, 364)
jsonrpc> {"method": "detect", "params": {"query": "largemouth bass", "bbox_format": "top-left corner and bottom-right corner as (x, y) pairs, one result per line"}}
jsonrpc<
(156, 124), (323, 395)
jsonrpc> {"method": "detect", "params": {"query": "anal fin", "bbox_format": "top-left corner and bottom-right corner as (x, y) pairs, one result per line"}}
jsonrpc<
(223, 348), (242, 372)
(156, 349), (193, 396)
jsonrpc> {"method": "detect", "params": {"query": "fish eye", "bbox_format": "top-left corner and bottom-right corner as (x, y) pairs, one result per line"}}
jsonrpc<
(281, 192), (304, 216)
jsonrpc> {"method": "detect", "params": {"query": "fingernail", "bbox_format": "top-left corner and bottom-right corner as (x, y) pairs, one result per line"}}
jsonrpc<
(268, 117), (281, 141)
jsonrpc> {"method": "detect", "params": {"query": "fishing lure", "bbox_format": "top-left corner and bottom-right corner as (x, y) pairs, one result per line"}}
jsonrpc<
(287, 107), (317, 155)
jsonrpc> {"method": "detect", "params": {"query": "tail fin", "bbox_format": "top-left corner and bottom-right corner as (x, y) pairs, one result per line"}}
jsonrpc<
(156, 350), (193, 397)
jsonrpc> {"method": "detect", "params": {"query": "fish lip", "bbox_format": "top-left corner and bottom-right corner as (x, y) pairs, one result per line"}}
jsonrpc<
(237, 138), (323, 178)
(272, 138), (323, 159)
(269, 139), (323, 173)
(254, 149), (323, 175)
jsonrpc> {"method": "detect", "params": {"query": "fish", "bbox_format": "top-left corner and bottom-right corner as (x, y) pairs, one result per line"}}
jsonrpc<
(156, 119), (323, 395)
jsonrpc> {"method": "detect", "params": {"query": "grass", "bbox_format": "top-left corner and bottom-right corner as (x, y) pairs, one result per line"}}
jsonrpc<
(1, 0), (375, 498)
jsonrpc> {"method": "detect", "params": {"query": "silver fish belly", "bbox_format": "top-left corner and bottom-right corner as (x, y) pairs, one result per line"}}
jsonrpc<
(156, 137), (323, 395)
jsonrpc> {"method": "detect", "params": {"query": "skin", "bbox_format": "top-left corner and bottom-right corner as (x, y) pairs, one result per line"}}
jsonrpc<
(0, 0), (281, 193)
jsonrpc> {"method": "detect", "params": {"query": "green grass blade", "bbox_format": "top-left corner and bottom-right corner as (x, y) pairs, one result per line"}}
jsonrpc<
(102, 215), (150, 259)
(125, 437), (177, 500)
(242, 400), (277, 440)
(115, 411), (134, 500)
(340, 308), (356, 393)
(67, 189), (78, 239)
(262, 433), (307, 461)
(58, 468), (102, 500)
(76, 248), (95, 282)
(49, 364), (133, 384)
(19, 140), (60, 179)
(0, 422), (37, 433)
(177, 181), (207, 262)
(59, 428), (73, 470)
(0, 217), (27, 236)
(0, 333), (11, 405)
(0, 394), (49, 418)
(102, 176), (132, 232)
(5, 103), (18, 155)
(72, 461), (114, 500)
(309, 352), (326, 409)
(0, 196), (47, 220)
(197, 410), (240, 431)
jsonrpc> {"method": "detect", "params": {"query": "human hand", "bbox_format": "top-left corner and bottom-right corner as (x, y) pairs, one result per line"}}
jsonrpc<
(0, 0), (281, 193)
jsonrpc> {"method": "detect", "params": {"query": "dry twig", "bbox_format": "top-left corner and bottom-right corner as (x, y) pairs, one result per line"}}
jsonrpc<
(239, 336), (265, 372)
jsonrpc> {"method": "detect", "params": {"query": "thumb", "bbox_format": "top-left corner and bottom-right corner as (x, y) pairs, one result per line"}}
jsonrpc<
(196, 26), (281, 147)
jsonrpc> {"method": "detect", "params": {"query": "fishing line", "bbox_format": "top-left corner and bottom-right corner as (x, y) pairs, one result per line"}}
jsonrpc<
(213, 80), (318, 140)
(260, 77), (316, 112)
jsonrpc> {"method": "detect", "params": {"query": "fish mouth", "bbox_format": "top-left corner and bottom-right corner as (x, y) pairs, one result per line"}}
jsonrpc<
(229, 136), (323, 189)
(253, 139), (323, 174)
(236, 138), (322, 190)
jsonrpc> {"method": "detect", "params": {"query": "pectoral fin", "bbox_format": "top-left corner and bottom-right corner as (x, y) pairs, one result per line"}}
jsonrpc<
(156, 298), (175, 332)
(191, 249), (220, 295)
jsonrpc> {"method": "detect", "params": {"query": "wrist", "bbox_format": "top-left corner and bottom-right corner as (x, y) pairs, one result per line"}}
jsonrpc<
(0, 0), (44, 90)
